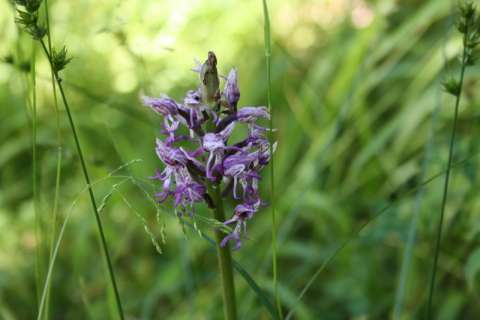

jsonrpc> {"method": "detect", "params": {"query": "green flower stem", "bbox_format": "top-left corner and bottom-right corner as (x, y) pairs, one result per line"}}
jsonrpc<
(426, 26), (468, 319)
(38, 39), (125, 320)
(209, 183), (237, 320)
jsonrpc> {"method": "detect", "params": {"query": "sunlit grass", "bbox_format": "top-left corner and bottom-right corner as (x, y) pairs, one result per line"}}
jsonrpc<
(1, 0), (480, 319)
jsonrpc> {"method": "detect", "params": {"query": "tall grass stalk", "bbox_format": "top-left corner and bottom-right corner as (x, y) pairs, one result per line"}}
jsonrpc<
(393, 13), (450, 318)
(38, 40), (125, 320)
(30, 39), (43, 307)
(284, 150), (480, 319)
(262, 0), (282, 318)
(37, 161), (140, 320)
(42, 1), (62, 318)
(393, 82), (439, 320)
(426, 21), (469, 319)
(28, 42), (47, 314)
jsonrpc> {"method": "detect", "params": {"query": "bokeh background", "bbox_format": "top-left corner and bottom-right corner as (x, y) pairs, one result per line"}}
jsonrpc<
(1, 0), (480, 319)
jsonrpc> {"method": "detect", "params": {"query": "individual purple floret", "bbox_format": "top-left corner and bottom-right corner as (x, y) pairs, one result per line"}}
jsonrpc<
(223, 68), (240, 110)
(142, 95), (179, 117)
(236, 106), (270, 123)
(142, 51), (275, 249)
(221, 198), (261, 250)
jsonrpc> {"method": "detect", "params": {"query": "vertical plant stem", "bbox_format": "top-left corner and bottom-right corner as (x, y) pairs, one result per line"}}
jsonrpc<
(262, 0), (282, 318)
(210, 184), (237, 320)
(394, 14), (451, 319)
(38, 40), (125, 320)
(426, 28), (468, 319)
(393, 82), (438, 320)
(42, 1), (62, 318)
(44, 0), (62, 253)
(31, 39), (43, 307)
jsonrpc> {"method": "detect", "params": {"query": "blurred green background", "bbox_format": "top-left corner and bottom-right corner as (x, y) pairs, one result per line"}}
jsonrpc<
(1, 0), (480, 319)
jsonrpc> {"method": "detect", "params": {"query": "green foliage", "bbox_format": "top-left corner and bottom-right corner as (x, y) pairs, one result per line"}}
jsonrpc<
(427, 2), (480, 317)
(1, 0), (480, 319)
(465, 248), (480, 292)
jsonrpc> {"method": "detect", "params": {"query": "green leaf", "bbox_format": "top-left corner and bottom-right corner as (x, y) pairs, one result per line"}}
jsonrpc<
(465, 248), (480, 292)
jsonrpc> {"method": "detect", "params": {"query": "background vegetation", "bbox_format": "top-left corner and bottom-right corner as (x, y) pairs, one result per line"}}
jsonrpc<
(1, 0), (480, 318)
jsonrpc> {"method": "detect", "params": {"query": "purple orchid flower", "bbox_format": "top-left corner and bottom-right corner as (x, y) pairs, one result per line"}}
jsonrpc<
(143, 96), (181, 142)
(142, 95), (179, 117)
(223, 68), (240, 110)
(174, 179), (206, 213)
(142, 52), (276, 249)
(222, 151), (261, 199)
(236, 106), (269, 123)
(220, 198), (261, 250)
(203, 122), (236, 181)
(155, 139), (188, 167)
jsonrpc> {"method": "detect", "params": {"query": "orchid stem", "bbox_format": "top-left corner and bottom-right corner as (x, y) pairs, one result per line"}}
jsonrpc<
(210, 184), (237, 320)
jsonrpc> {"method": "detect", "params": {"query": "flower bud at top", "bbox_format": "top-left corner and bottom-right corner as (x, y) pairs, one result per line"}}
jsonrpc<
(200, 51), (220, 104)
(224, 68), (240, 110)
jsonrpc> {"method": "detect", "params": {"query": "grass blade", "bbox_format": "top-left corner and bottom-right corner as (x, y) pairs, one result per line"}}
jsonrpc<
(36, 160), (140, 320)
(38, 40), (125, 320)
(42, 0), (63, 318)
(426, 7), (470, 316)
(393, 8), (452, 318)
(29, 38), (45, 307)
(285, 152), (480, 319)
(261, 0), (282, 318)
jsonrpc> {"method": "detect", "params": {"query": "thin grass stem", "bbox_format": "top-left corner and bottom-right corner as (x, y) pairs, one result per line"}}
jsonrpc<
(426, 25), (468, 319)
(393, 11), (452, 318)
(42, 1), (62, 318)
(30, 39), (44, 308)
(284, 149), (480, 320)
(262, 0), (282, 318)
(38, 39), (125, 320)
(37, 159), (141, 320)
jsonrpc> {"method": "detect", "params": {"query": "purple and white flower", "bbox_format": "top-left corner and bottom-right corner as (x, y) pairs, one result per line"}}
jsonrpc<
(236, 106), (269, 123)
(203, 122), (237, 181)
(220, 198), (262, 250)
(142, 52), (275, 249)
(223, 68), (240, 110)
